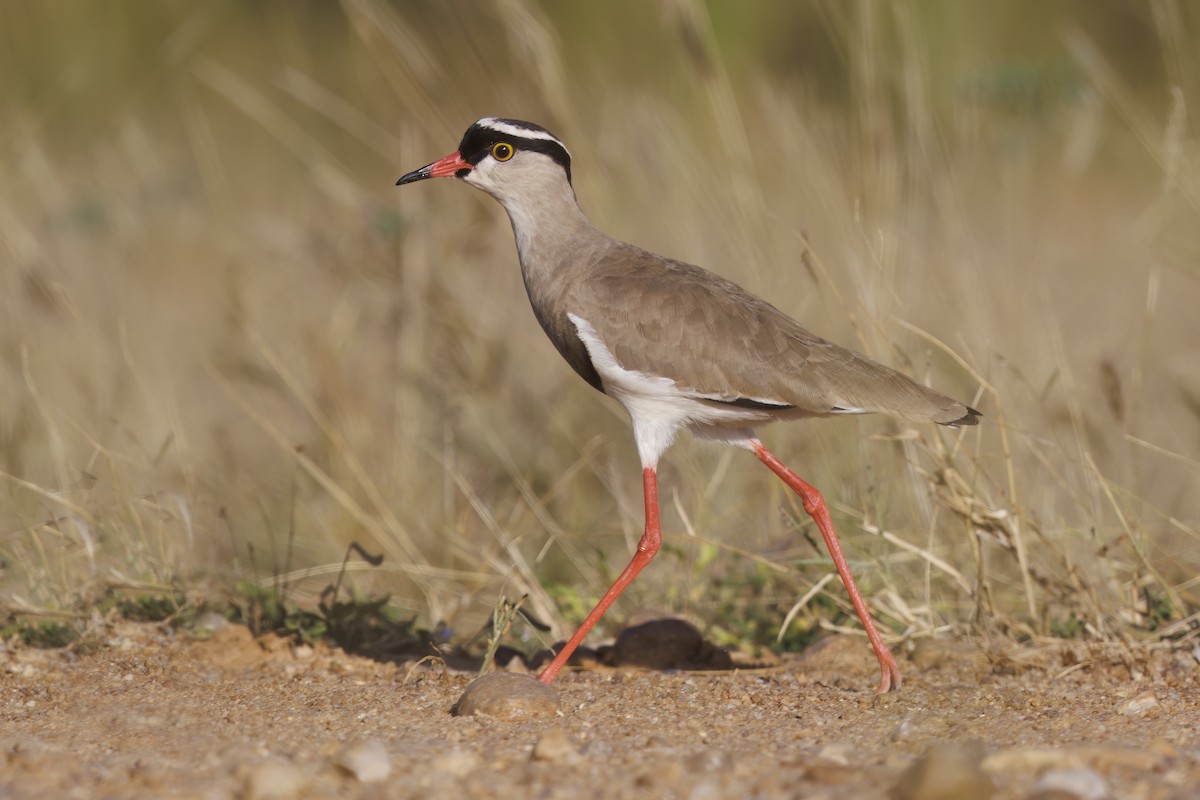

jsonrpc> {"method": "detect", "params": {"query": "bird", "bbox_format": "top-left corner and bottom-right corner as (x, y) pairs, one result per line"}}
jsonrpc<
(397, 117), (980, 694)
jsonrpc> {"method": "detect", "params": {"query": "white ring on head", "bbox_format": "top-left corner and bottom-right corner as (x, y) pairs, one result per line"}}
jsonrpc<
(475, 118), (571, 156)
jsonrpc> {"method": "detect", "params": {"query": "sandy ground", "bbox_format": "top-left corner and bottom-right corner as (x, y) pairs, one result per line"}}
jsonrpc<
(1, 619), (1197, 799)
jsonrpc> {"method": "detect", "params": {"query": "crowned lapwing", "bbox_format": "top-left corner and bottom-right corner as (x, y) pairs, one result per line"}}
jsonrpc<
(397, 117), (980, 693)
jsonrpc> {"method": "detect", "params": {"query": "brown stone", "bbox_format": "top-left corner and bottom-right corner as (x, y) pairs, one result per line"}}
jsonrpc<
(613, 617), (704, 670)
(891, 741), (995, 800)
(452, 673), (560, 721)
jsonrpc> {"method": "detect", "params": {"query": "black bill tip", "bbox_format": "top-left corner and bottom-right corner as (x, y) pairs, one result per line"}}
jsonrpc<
(396, 167), (431, 186)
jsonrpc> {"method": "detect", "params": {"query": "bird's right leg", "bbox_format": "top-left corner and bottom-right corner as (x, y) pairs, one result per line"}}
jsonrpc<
(538, 466), (661, 684)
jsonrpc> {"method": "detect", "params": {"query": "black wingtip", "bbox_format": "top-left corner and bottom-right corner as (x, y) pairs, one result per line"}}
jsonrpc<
(943, 406), (982, 428)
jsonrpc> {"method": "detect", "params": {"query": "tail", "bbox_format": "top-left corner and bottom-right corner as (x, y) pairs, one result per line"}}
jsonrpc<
(937, 405), (982, 428)
(837, 357), (982, 428)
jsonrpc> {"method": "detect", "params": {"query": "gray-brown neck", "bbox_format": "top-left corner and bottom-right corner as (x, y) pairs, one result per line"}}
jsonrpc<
(471, 159), (607, 287)
(466, 156), (617, 391)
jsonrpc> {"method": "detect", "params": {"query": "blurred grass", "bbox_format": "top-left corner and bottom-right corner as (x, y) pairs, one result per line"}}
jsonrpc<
(1, 1), (1198, 651)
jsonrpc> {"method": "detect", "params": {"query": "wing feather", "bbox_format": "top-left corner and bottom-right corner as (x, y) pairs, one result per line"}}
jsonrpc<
(559, 243), (972, 424)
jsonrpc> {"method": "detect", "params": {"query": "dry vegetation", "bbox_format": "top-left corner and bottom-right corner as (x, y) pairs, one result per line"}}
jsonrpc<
(1, 1), (1198, 659)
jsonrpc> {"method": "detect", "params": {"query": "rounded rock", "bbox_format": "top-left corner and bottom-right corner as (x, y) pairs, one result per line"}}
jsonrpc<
(241, 758), (306, 800)
(1117, 690), (1160, 718)
(891, 741), (995, 800)
(1027, 768), (1109, 800)
(452, 672), (560, 721)
(531, 726), (582, 764)
(429, 748), (480, 777)
(613, 617), (703, 670)
(332, 739), (390, 783)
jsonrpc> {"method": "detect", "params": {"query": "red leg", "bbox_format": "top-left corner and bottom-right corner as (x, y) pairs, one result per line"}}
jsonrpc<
(539, 466), (661, 684)
(752, 440), (902, 693)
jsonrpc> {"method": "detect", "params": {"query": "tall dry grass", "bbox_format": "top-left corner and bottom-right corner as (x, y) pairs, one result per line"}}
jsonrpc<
(1, 1), (1197, 649)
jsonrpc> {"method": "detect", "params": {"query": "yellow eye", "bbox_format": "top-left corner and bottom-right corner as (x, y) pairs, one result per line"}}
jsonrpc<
(491, 142), (514, 161)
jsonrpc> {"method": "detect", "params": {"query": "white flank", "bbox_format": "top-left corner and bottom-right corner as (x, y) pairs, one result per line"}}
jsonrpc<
(568, 313), (774, 468)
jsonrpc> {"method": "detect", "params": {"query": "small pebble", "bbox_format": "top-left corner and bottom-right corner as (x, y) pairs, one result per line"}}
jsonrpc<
(531, 726), (582, 764)
(8, 663), (37, 678)
(1027, 768), (1109, 800)
(891, 741), (994, 800)
(332, 739), (390, 782)
(1117, 690), (1159, 718)
(816, 743), (854, 766)
(241, 758), (306, 800)
(429, 748), (479, 777)
(890, 716), (918, 743)
(452, 672), (560, 721)
(688, 779), (723, 800)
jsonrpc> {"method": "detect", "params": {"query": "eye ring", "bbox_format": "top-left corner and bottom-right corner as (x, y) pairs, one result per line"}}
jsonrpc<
(491, 142), (514, 162)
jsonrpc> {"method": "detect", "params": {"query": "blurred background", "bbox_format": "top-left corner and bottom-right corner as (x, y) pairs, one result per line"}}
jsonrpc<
(1, 1), (1197, 652)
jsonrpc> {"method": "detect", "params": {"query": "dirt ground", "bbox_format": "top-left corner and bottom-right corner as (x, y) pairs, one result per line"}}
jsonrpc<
(1, 619), (1197, 800)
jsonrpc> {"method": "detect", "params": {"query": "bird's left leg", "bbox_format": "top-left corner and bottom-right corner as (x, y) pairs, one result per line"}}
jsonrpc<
(750, 438), (902, 694)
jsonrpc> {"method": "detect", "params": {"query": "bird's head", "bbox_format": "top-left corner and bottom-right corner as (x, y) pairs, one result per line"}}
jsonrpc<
(396, 118), (573, 202)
